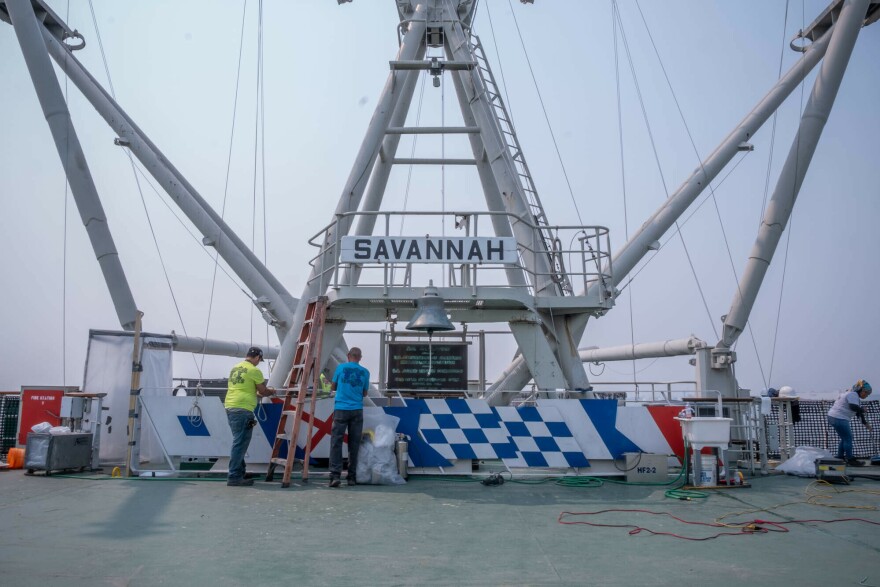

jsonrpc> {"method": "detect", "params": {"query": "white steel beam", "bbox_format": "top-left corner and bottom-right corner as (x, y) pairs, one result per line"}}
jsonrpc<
(269, 5), (428, 388)
(39, 27), (296, 337)
(443, 20), (558, 297)
(579, 336), (707, 363)
(6, 0), (139, 330)
(449, 68), (530, 290)
(170, 333), (279, 360)
(508, 321), (567, 390)
(597, 24), (835, 295)
(340, 60), (425, 287)
(490, 17), (839, 397)
(719, 0), (871, 350)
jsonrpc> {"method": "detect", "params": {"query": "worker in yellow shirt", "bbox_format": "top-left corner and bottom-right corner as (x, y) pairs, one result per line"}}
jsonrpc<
(225, 347), (274, 486)
(318, 369), (333, 399)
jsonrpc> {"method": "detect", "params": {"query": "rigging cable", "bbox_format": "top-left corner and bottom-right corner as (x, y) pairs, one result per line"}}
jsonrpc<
(600, 357), (661, 376)
(199, 0), (251, 378)
(259, 0), (270, 364)
(441, 62), (446, 287)
(61, 0), (71, 385)
(760, 0), (791, 225)
(392, 71), (428, 286)
(127, 162), (255, 300)
(483, 1), (515, 124)
(612, 3), (718, 340)
(87, 0), (201, 376)
(250, 0), (265, 347)
(634, 0), (770, 389)
(612, 1), (637, 387)
(768, 0), (806, 384)
(506, 0), (583, 224)
(617, 151), (750, 294)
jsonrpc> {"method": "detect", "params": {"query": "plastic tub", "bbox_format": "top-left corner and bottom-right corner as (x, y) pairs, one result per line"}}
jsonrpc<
(675, 417), (732, 445)
(6, 447), (24, 469)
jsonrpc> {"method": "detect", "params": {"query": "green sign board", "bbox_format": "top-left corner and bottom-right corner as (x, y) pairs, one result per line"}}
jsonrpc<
(387, 343), (468, 391)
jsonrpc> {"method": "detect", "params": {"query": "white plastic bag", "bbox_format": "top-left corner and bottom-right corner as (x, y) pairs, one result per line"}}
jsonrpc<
(356, 413), (405, 485)
(49, 426), (72, 435)
(776, 446), (833, 477)
(31, 422), (52, 434)
(373, 423), (396, 448)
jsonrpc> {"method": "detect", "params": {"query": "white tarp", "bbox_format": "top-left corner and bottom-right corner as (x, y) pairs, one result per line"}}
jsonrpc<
(83, 331), (173, 463)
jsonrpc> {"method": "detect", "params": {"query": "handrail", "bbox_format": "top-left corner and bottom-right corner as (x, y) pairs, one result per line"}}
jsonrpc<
(304, 210), (612, 299)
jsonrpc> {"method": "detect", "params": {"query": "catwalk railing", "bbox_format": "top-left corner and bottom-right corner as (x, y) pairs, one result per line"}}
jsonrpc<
(306, 211), (612, 301)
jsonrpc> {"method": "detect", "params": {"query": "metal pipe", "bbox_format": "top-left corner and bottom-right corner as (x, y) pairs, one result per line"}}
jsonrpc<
(490, 20), (838, 399)
(597, 25), (834, 295)
(269, 4), (428, 388)
(579, 336), (707, 363)
(7, 0), (139, 330)
(391, 158), (476, 165)
(386, 126), (480, 134)
(719, 0), (871, 349)
(171, 333), (279, 360)
(340, 59), (424, 286)
(449, 67), (529, 290)
(39, 27), (296, 336)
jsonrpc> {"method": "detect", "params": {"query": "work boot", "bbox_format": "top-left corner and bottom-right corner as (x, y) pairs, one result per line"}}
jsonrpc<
(329, 478), (341, 488)
(227, 478), (255, 486)
(347, 476), (357, 486)
(846, 458), (865, 467)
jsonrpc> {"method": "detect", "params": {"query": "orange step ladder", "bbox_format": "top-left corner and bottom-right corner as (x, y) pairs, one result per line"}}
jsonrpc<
(265, 296), (327, 488)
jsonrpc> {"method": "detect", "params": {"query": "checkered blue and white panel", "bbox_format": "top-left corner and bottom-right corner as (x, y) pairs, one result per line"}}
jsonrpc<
(416, 399), (518, 461)
(494, 405), (589, 468)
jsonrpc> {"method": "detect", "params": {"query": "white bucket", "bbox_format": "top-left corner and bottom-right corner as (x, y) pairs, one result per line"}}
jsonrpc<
(696, 454), (716, 487)
(691, 455), (718, 487)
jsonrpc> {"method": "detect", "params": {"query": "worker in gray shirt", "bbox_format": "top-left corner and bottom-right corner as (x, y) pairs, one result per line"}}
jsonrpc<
(827, 379), (872, 466)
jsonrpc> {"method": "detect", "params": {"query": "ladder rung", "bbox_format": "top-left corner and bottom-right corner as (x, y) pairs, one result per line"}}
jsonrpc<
(276, 433), (290, 441)
(271, 458), (288, 466)
(282, 410), (298, 416)
(386, 126), (480, 135)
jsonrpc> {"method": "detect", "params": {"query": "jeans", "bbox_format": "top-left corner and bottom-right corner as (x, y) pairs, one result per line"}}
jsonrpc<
(329, 409), (363, 480)
(227, 408), (255, 481)
(828, 416), (853, 459)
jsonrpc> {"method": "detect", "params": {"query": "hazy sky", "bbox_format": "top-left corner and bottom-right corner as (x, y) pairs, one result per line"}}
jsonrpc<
(0, 0), (877, 396)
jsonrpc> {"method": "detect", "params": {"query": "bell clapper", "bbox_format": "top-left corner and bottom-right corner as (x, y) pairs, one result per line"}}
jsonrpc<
(427, 333), (433, 376)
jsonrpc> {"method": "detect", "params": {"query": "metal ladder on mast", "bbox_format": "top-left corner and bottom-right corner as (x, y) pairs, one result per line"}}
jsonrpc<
(467, 35), (573, 295)
(265, 296), (328, 488)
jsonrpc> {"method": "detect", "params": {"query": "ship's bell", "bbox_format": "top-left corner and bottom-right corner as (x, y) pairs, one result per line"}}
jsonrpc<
(406, 280), (455, 334)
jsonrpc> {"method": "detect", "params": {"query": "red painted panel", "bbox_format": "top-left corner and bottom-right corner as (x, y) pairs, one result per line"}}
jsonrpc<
(646, 405), (685, 459)
(18, 389), (64, 445)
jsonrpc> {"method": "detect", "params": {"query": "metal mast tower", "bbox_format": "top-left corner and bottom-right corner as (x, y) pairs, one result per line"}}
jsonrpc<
(3, 0), (877, 404)
(266, 0), (615, 397)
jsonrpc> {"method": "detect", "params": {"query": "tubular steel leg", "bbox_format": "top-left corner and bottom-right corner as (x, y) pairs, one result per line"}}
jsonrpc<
(7, 0), (138, 330)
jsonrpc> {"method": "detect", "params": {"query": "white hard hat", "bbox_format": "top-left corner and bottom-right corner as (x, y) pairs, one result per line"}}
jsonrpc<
(778, 385), (795, 397)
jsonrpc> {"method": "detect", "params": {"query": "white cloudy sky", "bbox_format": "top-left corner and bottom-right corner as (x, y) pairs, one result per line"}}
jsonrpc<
(0, 0), (877, 396)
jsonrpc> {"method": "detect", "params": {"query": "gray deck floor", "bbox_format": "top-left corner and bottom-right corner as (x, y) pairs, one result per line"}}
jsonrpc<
(1, 469), (879, 586)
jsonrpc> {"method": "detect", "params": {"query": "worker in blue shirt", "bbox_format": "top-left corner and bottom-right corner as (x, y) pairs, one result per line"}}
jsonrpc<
(328, 347), (370, 487)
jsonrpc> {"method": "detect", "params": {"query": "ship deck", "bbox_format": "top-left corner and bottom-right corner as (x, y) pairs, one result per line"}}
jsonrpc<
(2, 468), (880, 586)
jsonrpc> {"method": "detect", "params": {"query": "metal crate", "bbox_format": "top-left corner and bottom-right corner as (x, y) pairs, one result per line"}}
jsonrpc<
(24, 433), (93, 473)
